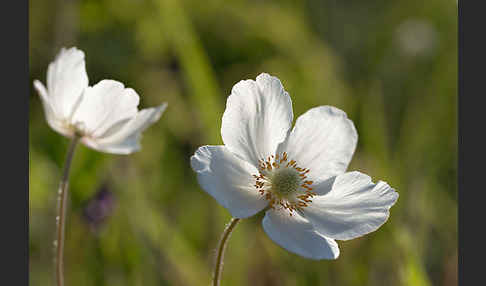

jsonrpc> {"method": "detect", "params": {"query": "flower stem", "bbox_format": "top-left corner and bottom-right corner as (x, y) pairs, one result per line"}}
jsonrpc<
(213, 217), (240, 286)
(55, 135), (79, 286)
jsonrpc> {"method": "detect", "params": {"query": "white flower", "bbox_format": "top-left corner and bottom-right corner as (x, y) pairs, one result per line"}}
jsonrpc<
(191, 73), (398, 260)
(33, 47), (167, 154)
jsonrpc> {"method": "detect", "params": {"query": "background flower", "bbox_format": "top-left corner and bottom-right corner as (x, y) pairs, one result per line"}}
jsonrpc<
(82, 183), (116, 233)
(34, 47), (167, 154)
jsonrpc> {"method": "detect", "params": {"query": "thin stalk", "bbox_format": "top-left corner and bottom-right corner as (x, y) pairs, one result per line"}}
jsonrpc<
(213, 217), (240, 286)
(55, 135), (79, 286)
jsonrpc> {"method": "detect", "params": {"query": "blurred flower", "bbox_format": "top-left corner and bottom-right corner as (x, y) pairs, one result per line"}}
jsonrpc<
(82, 184), (116, 232)
(395, 19), (438, 58)
(191, 73), (398, 260)
(33, 47), (167, 154)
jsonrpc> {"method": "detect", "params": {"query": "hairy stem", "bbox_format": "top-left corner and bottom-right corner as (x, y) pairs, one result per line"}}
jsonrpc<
(213, 217), (240, 286)
(55, 135), (79, 286)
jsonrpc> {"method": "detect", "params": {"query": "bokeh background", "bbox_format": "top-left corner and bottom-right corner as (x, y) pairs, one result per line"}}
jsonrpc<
(29, 0), (457, 285)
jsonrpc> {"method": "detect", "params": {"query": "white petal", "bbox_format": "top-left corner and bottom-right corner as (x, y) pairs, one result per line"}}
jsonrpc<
(262, 209), (339, 260)
(84, 103), (167, 154)
(191, 145), (268, 218)
(70, 80), (140, 137)
(46, 47), (89, 118)
(277, 106), (357, 184)
(33, 80), (73, 137)
(221, 73), (293, 166)
(304, 171), (399, 241)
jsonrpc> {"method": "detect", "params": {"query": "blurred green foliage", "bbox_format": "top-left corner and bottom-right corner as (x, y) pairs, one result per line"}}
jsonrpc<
(29, 0), (457, 285)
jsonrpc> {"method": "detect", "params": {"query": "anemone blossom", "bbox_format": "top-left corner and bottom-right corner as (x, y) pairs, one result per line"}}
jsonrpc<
(34, 47), (167, 154)
(191, 73), (398, 260)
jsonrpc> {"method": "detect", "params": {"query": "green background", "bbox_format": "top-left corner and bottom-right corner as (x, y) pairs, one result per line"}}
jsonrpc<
(29, 0), (457, 285)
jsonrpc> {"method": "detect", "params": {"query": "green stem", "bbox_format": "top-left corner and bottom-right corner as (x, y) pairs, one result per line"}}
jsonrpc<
(212, 217), (240, 286)
(55, 135), (79, 286)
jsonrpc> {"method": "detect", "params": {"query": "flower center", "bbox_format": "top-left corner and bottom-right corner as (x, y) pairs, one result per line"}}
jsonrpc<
(253, 152), (316, 216)
(270, 168), (301, 196)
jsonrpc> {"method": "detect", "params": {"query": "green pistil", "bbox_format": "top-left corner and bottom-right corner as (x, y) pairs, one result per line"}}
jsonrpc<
(270, 168), (301, 197)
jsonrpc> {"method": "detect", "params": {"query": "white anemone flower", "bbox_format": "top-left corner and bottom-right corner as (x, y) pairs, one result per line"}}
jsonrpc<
(191, 73), (398, 260)
(33, 47), (167, 154)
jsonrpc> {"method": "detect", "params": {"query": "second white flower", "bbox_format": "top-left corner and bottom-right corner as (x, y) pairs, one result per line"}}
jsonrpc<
(34, 47), (167, 154)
